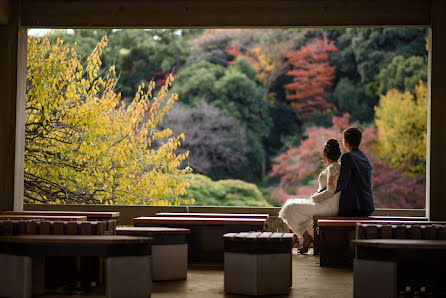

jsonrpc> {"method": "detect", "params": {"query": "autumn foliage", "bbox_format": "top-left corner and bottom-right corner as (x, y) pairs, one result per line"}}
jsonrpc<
(269, 114), (425, 208)
(284, 38), (337, 118)
(25, 36), (192, 205)
(374, 81), (427, 176)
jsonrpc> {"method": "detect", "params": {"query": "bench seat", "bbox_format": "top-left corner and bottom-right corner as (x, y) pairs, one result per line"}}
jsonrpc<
(116, 226), (190, 281)
(3, 211), (119, 234)
(0, 235), (153, 298)
(312, 216), (428, 255)
(155, 212), (269, 219)
(0, 215), (87, 221)
(134, 216), (267, 262)
(317, 219), (436, 267)
(223, 232), (293, 296)
(353, 239), (446, 297)
(0, 220), (114, 236)
(3, 210), (119, 220)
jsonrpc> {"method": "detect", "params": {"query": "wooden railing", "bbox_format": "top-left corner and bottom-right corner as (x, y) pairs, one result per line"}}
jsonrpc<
(23, 204), (425, 231)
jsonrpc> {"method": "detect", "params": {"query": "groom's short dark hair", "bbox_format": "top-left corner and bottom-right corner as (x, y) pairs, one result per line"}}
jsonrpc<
(343, 127), (362, 148)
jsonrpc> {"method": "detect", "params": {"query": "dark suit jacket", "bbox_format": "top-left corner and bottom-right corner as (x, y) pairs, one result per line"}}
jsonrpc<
(335, 148), (375, 217)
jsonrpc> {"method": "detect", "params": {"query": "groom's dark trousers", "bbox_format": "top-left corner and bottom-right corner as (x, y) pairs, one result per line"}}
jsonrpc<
(335, 148), (375, 217)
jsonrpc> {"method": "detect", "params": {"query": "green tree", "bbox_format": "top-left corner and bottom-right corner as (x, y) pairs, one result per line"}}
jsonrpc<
(171, 61), (225, 105)
(213, 66), (273, 179)
(333, 78), (375, 122)
(376, 55), (427, 95)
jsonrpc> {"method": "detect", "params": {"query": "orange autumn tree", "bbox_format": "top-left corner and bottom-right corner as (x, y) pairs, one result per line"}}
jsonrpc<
(25, 36), (192, 205)
(224, 30), (302, 101)
(284, 38), (337, 118)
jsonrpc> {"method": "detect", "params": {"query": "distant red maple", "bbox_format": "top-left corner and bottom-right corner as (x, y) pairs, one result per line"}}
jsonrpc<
(284, 38), (337, 118)
(225, 45), (257, 65)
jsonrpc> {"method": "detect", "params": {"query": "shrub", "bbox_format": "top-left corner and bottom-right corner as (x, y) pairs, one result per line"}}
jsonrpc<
(182, 174), (271, 207)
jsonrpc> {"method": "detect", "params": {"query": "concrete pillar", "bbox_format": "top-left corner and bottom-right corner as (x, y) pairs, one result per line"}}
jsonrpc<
(106, 255), (152, 298)
(353, 259), (397, 298)
(0, 254), (32, 298)
(0, 0), (26, 212)
(152, 244), (188, 281)
(224, 252), (292, 296)
(427, 0), (446, 220)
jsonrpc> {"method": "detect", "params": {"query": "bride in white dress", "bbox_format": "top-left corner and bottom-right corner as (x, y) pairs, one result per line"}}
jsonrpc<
(279, 138), (341, 254)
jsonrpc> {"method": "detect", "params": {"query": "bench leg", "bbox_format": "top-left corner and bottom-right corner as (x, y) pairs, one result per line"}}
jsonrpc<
(354, 259), (397, 298)
(0, 254), (32, 298)
(224, 252), (291, 296)
(152, 244), (188, 281)
(106, 255), (151, 298)
(313, 221), (320, 255)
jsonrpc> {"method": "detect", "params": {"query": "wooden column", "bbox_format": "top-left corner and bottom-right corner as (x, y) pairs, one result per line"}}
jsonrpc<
(427, 0), (446, 220)
(0, 0), (26, 212)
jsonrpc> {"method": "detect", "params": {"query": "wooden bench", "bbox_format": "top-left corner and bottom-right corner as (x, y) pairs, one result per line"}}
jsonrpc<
(353, 239), (446, 297)
(134, 216), (267, 262)
(312, 216), (428, 255)
(356, 222), (446, 240)
(0, 235), (153, 298)
(317, 219), (437, 267)
(0, 215), (87, 221)
(0, 220), (113, 236)
(116, 227), (190, 281)
(223, 232), (293, 296)
(155, 212), (270, 219)
(3, 210), (119, 220)
(3, 211), (120, 234)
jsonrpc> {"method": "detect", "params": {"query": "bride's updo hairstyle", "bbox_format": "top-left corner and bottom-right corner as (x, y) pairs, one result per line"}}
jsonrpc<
(322, 138), (341, 162)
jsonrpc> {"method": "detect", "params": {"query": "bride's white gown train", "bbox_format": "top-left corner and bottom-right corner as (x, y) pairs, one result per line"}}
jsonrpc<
(279, 162), (341, 235)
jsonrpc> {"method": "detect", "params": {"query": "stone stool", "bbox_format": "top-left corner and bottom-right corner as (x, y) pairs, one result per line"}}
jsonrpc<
(223, 232), (293, 296)
(116, 226), (190, 281)
(0, 235), (152, 298)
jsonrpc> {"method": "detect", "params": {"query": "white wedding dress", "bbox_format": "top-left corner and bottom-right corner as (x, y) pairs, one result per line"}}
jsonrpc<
(279, 162), (341, 236)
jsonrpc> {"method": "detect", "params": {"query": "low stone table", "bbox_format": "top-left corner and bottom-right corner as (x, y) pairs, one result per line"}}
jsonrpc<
(134, 217), (267, 262)
(223, 232), (293, 296)
(116, 226), (190, 281)
(0, 235), (152, 298)
(353, 239), (446, 297)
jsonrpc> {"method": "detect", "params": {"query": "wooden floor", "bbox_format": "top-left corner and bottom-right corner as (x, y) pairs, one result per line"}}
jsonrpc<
(39, 248), (353, 297)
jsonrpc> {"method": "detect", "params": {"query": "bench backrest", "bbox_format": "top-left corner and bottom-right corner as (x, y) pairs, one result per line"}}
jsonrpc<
(155, 212), (269, 219)
(356, 223), (446, 240)
(133, 216), (266, 226)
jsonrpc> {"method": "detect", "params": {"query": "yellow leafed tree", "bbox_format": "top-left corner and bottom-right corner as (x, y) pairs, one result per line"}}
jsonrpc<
(374, 81), (427, 176)
(25, 36), (192, 205)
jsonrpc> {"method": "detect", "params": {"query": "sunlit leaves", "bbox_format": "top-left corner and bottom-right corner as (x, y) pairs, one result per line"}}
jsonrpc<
(25, 36), (191, 205)
(374, 81), (427, 176)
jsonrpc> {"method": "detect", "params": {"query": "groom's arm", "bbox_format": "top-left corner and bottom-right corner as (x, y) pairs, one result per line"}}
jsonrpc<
(335, 153), (353, 194)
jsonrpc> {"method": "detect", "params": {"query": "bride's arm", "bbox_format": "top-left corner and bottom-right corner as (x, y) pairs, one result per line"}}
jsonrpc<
(311, 166), (338, 202)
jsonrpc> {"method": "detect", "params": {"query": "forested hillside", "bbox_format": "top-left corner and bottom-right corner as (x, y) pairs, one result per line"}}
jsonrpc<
(31, 28), (427, 208)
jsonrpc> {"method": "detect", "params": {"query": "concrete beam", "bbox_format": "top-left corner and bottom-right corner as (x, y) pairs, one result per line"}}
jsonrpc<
(21, 0), (430, 28)
(427, 0), (446, 220)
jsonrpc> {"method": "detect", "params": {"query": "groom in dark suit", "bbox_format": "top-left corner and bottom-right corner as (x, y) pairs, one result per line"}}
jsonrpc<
(335, 127), (375, 216)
